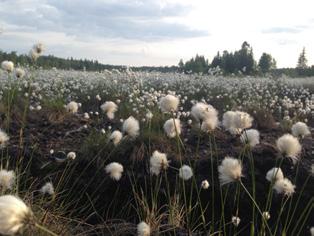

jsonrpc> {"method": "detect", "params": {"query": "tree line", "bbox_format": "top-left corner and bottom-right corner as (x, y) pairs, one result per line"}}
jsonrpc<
(179, 42), (313, 76)
(1, 42), (313, 76)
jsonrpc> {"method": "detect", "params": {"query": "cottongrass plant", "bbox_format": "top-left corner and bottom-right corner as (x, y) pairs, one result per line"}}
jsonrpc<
(240, 129), (260, 147)
(40, 182), (55, 196)
(0, 169), (15, 191)
(178, 165), (193, 181)
(137, 221), (151, 236)
(159, 94), (179, 113)
(66, 101), (79, 114)
(163, 118), (181, 138)
(218, 157), (242, 186)
(0, 52), (313, 235)
(0, 195), (57, 235)
(100, 101), (118, 119)
(276, 133), (302, 164)
(291, 121), (311, 138)
(266, 167), (284, 182)
(109, 130), (123, 146)
(105, 162), (124, 181)
(0, 129), (9, 149)
(149, 151), (169, 176)
(273, 178), (295, 196)
(122, 116), (140, 138)
(1, 61), (14, 73)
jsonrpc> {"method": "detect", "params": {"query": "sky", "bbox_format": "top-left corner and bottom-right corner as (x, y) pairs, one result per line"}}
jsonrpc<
(0, 0), (313, 67)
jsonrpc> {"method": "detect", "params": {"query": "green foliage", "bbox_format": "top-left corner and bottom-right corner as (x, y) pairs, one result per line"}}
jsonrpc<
(181, 54), (209, 74)
(209, 41), (257, 75)
(258, 53), (276, 73)
(297, 47), (308, 69)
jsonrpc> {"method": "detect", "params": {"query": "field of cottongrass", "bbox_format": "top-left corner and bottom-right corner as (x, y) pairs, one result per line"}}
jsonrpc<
(0, 44), (313, 235)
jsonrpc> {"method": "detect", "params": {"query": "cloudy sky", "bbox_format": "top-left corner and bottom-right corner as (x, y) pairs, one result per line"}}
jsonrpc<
(0, 0), (313, 67)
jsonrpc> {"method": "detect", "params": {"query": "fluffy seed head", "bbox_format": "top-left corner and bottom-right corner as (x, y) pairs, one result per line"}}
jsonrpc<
(15, 68), (25, 79)
(0, 195), (32, 235)
(222, 111), (239, 134)
(67, 152), (76, 160)
(66, 101), (79, 114)
(122, 116), (140, 138)
(218, 157), (242, 186)
(310, 227), (314, 236)
(137, 221), (151, 236)
(0, 170), (15, 191)
(40, 182), (55, 196)
(234, 111), (253, 130)
(100, 101), (118, 119)
(276, 134), (302, 163)
(0, 129), (9, 149)
(191, 102), (218, 124)
(240, 129), (260, 147)
(1, 61), (14, 72)
(273, 178), (295, 196)
(33, 43), (44, 54)
(201, 180), (210, 189)
(232, 216), (241, 227)
(291, 122), (310, 138)
(145, 111), (153, 120)
(163, 118), (181, 138)
(159, 95), (179, 113)
(262, 212), (270, 220)
(150, 151), (169, 176)
(109, 130), (123, 146)
(266, 167), (284, 182)
(179, 165), (193, 180)
(201, 116), (219, 132)
(105, 162), (124, 181)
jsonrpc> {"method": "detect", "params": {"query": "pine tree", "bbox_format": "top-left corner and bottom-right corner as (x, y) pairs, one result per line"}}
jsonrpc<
(297, 47), (308, 69)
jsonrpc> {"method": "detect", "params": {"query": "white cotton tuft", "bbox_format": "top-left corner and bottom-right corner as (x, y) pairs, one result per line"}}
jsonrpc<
(163, 118), (181, 138)
(150, 151), (169, 176)
(66, 101), (79, 114)
(310, 227), (314, 236)
(191, 102), (218, 124)
(222, 111), (239, 134)
(159, 95), (179, 113)
(122, 116), (140, 138)
(262, 212), (271, 220)
(273, 178), (295, 196)
(0, 170), (15, 191)
(32, 43), (44, 54)
(232, 216), (241, 227)
(146, 111), (153, 120)
(201, 115), (219, 132)
(137, 221), (151, 236)
(15, 68), (25, 79)
(233, 111), (253, 130)
(222, 111), (253, 134)
(0, 129), (9, 149)
(1, 61), (14, 72)
(201, 180), (210, 189)
(266, 167), (284, 182)
(218, 157), (242, 186)
(276, 134), (302, 163)
(105, 162), (124, 181)
(0, 195), (32, 235)
(100, 101), (118, 120)
(291, 122), (310, 138)
(67, 152), (76, 160)
(40, 182), (55, 196)
(179, 165), (193, 180)
(240, 129), (260, 147)
(109, 130), (123, 146)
